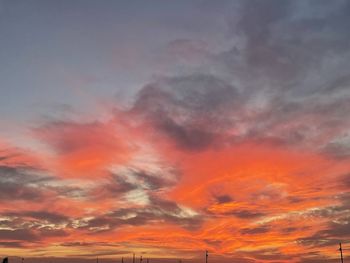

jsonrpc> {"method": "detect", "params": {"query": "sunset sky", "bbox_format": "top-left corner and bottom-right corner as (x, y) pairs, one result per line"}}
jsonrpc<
(1, 0), (350, 262)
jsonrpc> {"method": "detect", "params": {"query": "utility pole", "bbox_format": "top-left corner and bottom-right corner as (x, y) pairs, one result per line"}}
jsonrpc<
(205, 250), (208, 263)
(133, 253), (135, 263)
(339, 243), (344, 263)
(97, 257), (99, 263)
(22, 258), (24, 263)
(146, 258), (149, 263)
(122, 257), (124, 263)
(140, 256), (143, 263)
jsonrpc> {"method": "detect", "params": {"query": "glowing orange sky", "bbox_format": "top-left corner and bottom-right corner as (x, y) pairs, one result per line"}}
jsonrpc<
(1, 1), (350, 263)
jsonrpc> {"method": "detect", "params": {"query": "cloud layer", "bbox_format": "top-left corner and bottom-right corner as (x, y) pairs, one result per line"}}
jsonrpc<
(1, 0), (350, 262)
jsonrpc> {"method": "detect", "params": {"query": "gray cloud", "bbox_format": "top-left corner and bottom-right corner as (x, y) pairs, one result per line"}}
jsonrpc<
(214, 194), (233, 204)
(5, 211), (69, 224)
(1, 1), (349, 261)
(90, 167), (178, 201)
(236, 247), (292, 261)
(0, 229), (38, 242)
(228, 0), (350, 94)
(297, 215), (350, 247)
(38, 227), (69, 238)
(0, 241), (25, 248)
(0, 163), (85, 202)
(81, 195), (202, 232)
(122, 0), (350, 158)
(90, 172), (137, 200)
(0, 165), (49, 201)
(130, 74), (240, 151)
(240, 226), (270, 235)
(229, 210), (266, 219)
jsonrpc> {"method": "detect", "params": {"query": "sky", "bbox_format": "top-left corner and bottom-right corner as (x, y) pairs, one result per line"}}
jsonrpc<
(0, 0), (350, 262)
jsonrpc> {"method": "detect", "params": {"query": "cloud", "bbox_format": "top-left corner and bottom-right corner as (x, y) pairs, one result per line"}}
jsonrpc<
(4, 211), (69, 224)
(89, 172), (137, 200)
(0, 241), (25, 248)
(240, 226), (270, 235)
(227, 0), (350, 94)
(0, 164), (50, 201)
(297, 197), (350, 248)
(229, 210), (266, 220)
(236, 247), (292, 261)
(214, 195), (233, 204)
(164, 39), (211, 64)
(80, 195), (202, 232)
(89, 166), (179, 202)
(1, 0), (350, 260)
(0, 150), (85, 203)
(129, 74), (240, 151)
(0, 229), (38, 242)
(34, 120), (131, 177)
(127, 33), (350, 156)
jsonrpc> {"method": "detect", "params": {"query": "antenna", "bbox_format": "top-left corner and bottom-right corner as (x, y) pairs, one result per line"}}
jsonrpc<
(205, 250), (208, 263)
(339, 243), (344, 263)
